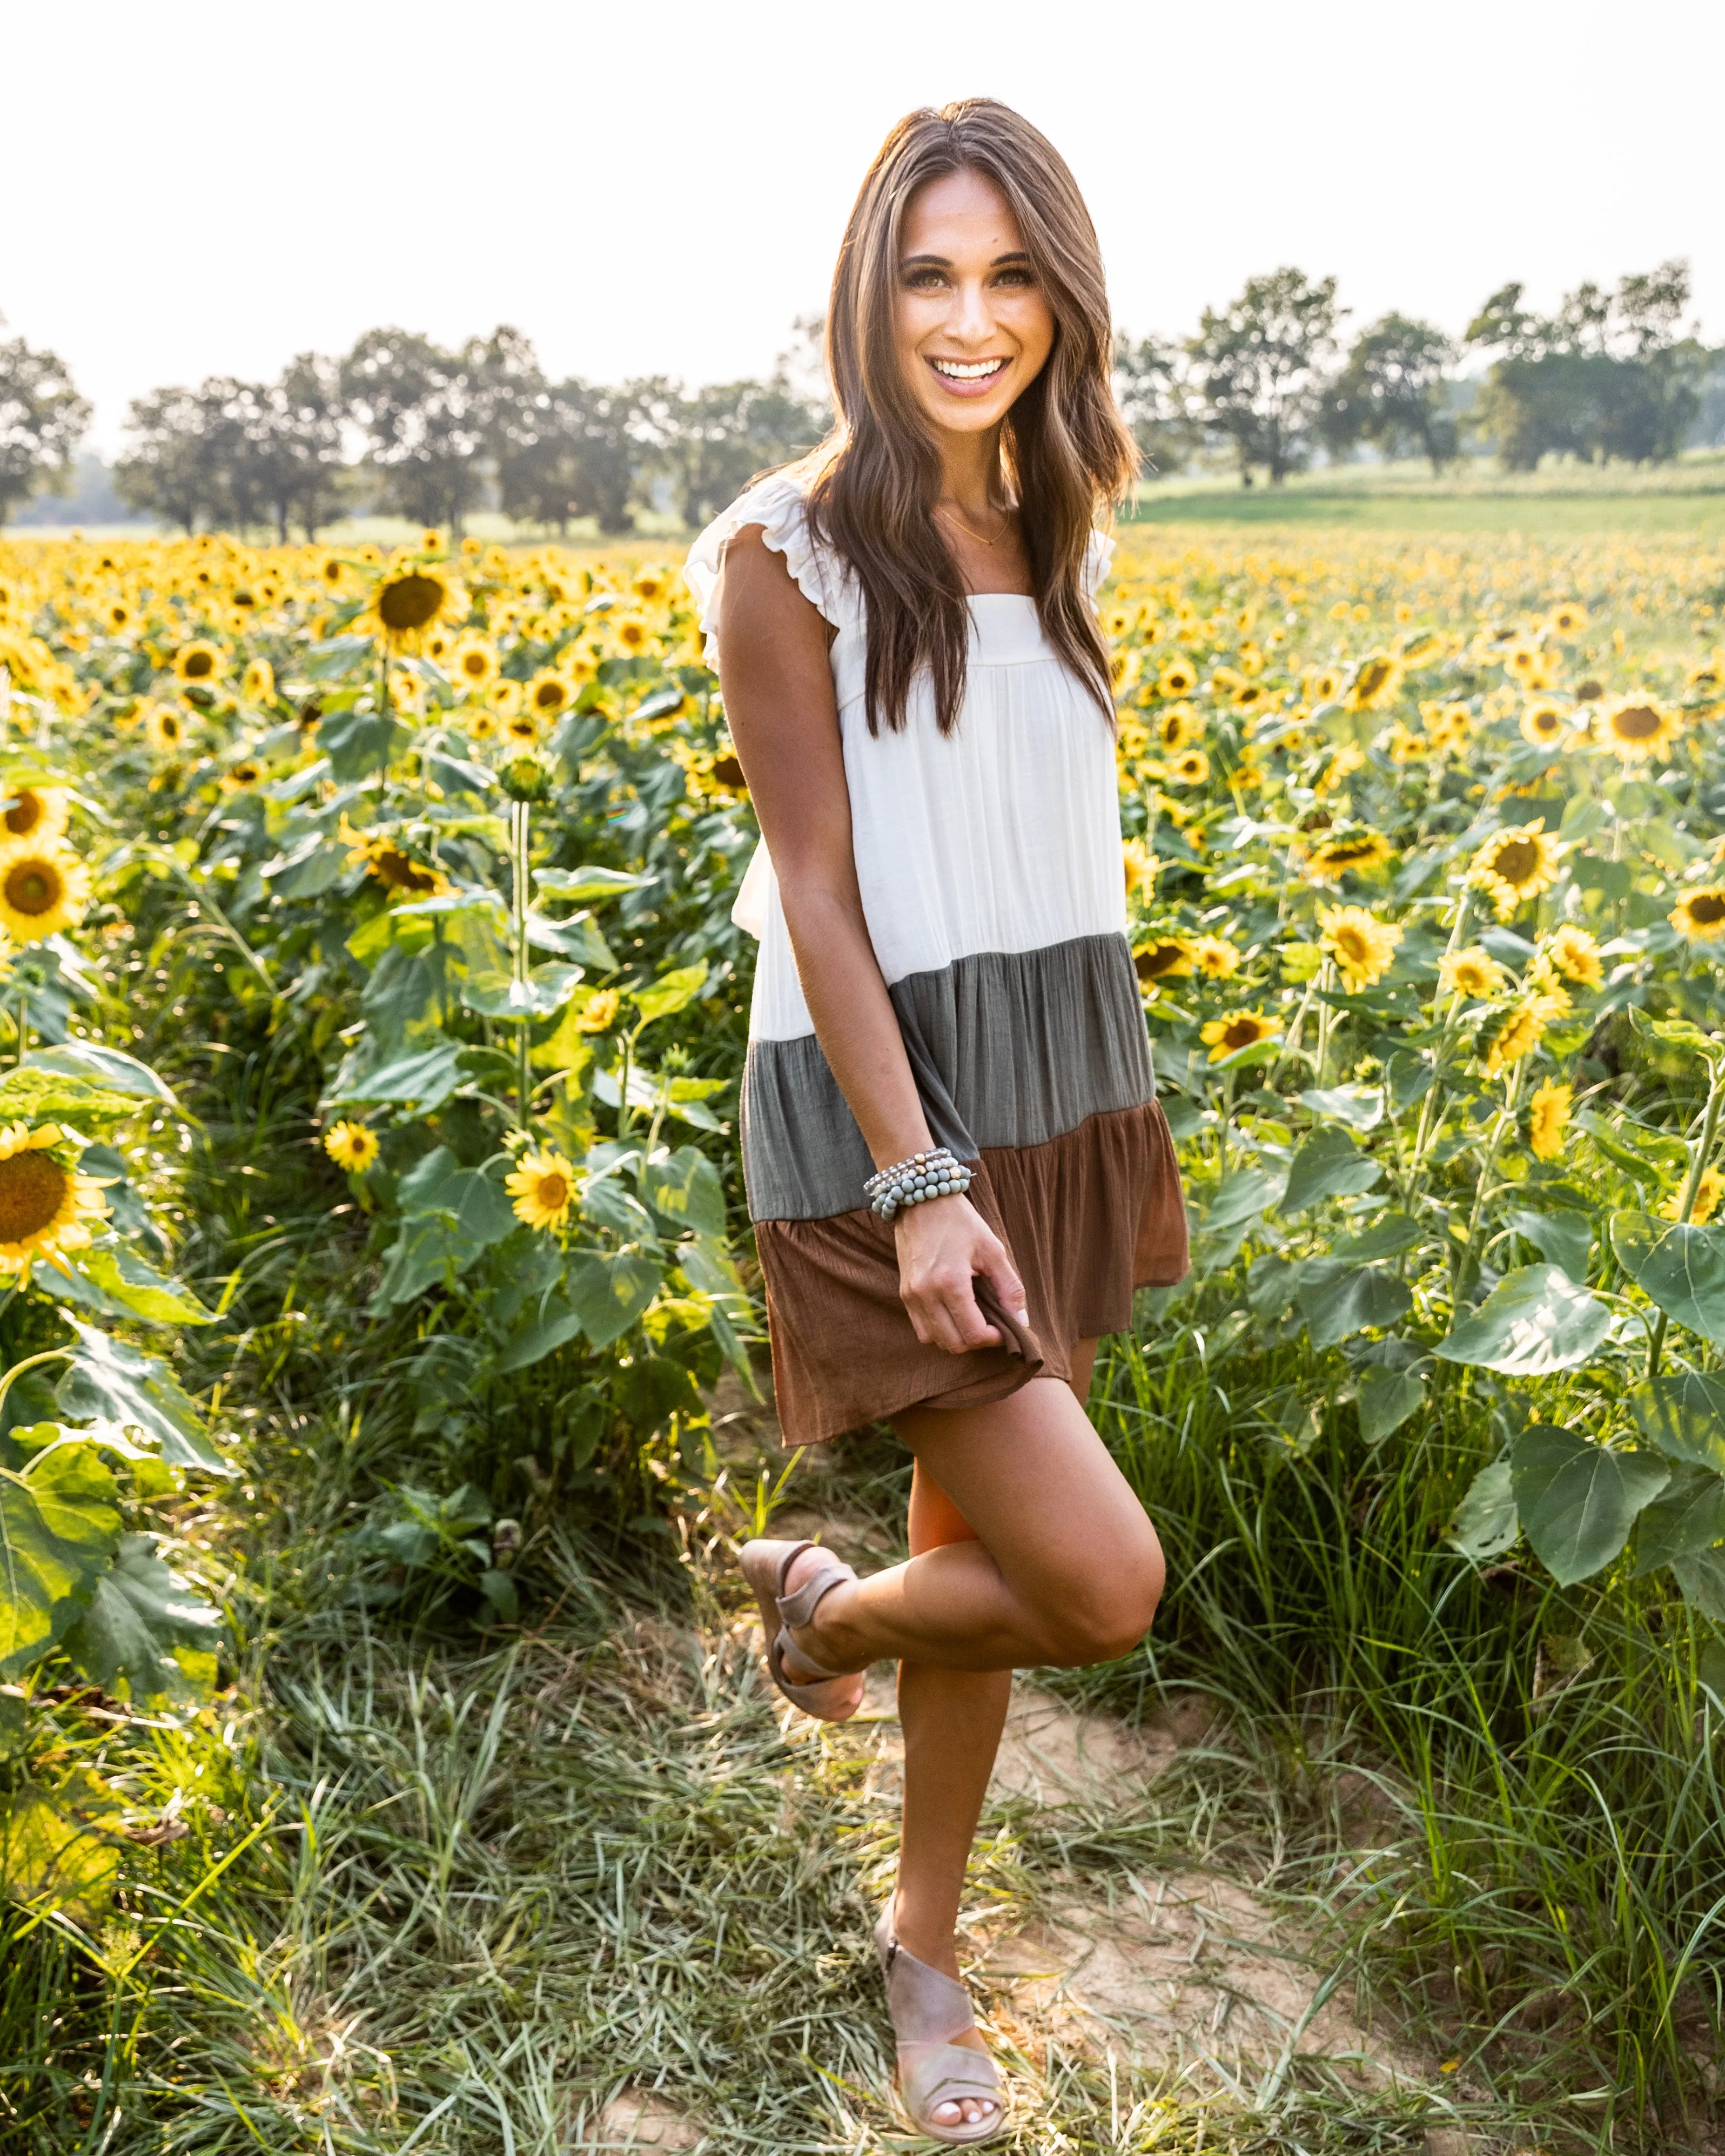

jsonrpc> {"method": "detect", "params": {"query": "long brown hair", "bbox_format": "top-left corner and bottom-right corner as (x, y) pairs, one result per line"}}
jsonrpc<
(807, 99), (1137, 736)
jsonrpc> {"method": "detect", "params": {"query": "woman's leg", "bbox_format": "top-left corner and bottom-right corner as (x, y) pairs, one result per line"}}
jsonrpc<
(788, 1362), (1162, 1682)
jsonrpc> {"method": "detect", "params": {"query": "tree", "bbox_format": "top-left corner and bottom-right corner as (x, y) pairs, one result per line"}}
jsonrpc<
(491, 372), (642, 536)
(1186, 269), (1341, 485)
(0, 328), (91, 525)
(659, 375), (825, 527)
(1468, 263), (1711, 469)
(1320, 313), (1458, 473)
(1112, 335), (1196, 478)
(115, 385), (226, 533)
(340, 328), (491, 531)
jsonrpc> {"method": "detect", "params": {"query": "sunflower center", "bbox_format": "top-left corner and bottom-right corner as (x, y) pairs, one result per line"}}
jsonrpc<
(1221, 1019), (1261, 1050)
(1689, 895), (1725, 926)
(373, 848), (437, 892)
(1613, 704), (1660, 740)
(5, 793), (44, 837)
(1492, 839), (1539, 884)
(1136, 945), (1183, 980)
(535, 1174), (570, 1211)
(1335, 930), (1368, 965)
(5, 859), (63, 916)
(1357, 662), (1390, 698)
(461, 653), (488, 677)
(0, 1149), (69, 1241)
(378, 574), (446, 632)
(184, 650), (214, 679)
(533, 681), (567, 711)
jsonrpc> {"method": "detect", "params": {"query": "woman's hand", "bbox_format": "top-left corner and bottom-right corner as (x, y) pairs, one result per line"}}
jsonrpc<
(895, 1195), (1028, 1355)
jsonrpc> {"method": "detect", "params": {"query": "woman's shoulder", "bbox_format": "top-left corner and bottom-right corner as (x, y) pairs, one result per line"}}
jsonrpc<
(684, 459), (847, 667)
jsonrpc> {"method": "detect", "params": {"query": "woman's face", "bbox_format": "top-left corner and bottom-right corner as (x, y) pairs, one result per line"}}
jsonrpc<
(893, 167), (1056, 442)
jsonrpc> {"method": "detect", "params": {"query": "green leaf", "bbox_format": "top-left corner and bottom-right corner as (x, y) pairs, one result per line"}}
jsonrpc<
(1296, 1261), (1412, 1349)
(1509, 1423), (1669, 1586)
(1358, 1363), (1426, 1444)
(1204, 1166), (1285, 1230)
(62, 1534), (219, 1708)
(1632, 1463), (1725, 1575)
(492, 1301), (585, 1374)
(1283, 1125), (1382, 1214)
(1332, 1212), (1421, 1261)
(1576, 1112), (1665, 1188)
(0, 1441), (121, 1681)
(1627, 1371), (1725, 1472)
(1433, 1265), (1612, 1376)
(373, 1149), (518, 1308)
(303, 631), (373, 677)
(564, 1252), (661, 1348)
(52, 1246), (216, 1327)
(460, 961), (584, 1020)
(525, 912), (616, 969)
(319, 706), (410, 781)
(533, 865), (655, 904)
(1297, 1084), (1385, 1131)
(263, 831), (347, 901)
(1671, 1546), (1725, 1622)
(1505, 1207), (1592, 1284)
(1612, 1213), (1725, 1347)
(21, 1042), (177, 1105)
(334, 1040), (467, 1112)
(56, 1319), (225, 1475)
(0, 1769), (122, 1924)
(639, 1147), (727, 1238)
(1449, 1459), (1520, 1560)
(631, 962), (707, 1023)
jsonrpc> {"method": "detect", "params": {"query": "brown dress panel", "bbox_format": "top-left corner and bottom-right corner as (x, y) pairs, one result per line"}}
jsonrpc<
(753, 1100), (1189, 1446)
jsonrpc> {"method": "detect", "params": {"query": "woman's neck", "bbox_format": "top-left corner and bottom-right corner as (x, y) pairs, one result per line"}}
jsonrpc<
(934, 424), (1006, 522)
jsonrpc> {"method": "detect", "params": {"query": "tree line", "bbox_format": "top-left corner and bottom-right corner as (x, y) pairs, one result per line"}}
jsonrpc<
(0, 263), (1719, 533)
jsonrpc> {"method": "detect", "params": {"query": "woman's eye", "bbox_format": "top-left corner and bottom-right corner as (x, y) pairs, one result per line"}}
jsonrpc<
(994, 268), (1033, 289)
(905, 270), (947, 291)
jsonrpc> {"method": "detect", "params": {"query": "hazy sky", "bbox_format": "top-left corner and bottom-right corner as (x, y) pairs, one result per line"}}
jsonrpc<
(6, 0), (1720, 448)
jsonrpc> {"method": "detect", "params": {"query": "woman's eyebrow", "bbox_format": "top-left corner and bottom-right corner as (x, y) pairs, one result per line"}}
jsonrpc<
(898, 249), (1032, 268)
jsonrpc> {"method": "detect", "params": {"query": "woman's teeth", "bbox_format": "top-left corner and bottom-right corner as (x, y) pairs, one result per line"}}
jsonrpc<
(931, 358), (1005, 380)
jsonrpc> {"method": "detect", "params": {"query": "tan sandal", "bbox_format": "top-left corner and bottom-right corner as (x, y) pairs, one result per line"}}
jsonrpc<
(875, 1906), (1005, 2144)
(739, 1538), (865, 1722)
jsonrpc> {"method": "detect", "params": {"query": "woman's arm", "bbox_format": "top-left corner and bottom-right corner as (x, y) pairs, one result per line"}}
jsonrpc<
(717, 525), (1026, 1355)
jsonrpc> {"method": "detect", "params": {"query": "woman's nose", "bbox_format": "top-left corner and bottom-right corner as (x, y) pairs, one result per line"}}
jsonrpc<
(947, 278), (994, 345)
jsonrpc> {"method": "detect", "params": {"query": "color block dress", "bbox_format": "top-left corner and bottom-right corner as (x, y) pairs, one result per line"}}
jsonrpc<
(685, 466), (1188, 1445)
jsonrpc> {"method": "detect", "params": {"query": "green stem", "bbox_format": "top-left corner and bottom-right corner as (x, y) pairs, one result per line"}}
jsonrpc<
(1406, 889), (1474, 1198)
(1453, 1058), (1528, 1307)
(1647, 1066), (1725, 1378)
(512, 800), (532, 1129)
(0, 1348), (72, 1418)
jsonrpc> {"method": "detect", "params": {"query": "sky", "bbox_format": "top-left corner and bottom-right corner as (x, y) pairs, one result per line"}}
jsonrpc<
(5, 0), (1721, 450)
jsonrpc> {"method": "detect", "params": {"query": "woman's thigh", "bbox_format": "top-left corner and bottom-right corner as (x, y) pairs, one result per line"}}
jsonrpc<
(910, 1338), (1102, 1555)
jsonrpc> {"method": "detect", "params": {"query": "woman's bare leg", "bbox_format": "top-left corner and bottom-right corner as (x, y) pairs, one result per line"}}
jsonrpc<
(884, 1340), (1111, 2128)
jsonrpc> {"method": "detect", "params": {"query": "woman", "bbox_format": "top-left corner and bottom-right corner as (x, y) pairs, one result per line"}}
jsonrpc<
(685, 99), (1188, 2143)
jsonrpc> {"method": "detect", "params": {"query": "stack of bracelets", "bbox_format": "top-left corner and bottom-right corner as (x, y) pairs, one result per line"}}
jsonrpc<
(864, 1147), (974, 1223)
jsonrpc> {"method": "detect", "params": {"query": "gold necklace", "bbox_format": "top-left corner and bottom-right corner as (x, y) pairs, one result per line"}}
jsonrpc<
(936, 497), (1011, 548)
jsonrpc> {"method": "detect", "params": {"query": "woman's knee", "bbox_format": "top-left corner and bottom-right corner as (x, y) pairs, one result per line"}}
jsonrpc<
(1032, 1523), (1165, 1667)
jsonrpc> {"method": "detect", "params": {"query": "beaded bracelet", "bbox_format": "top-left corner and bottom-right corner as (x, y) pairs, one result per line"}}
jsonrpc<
(865, 1147), (974, 1222)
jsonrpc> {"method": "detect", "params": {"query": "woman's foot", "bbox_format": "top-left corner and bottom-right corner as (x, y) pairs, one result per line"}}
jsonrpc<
(880, 1896), (1003, 2138)
(739, 1539), (867, 1721)
(778, 1543), (866, 1715)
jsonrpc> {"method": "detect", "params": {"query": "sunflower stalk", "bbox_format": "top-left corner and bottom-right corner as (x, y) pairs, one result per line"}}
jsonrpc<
(1405, 887), (1474, 1194)
(1452, 1056), (1529, 1308)
(1646, 1060), (1725, 1379)
(511, 798), (532, 1129)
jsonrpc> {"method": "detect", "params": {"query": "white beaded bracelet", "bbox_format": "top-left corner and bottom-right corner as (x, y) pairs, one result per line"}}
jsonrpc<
(865, 1147), (974, 1222)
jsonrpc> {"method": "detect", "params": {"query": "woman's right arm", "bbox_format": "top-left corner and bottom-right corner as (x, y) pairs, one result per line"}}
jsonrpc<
(716, 525), (1026, 1355)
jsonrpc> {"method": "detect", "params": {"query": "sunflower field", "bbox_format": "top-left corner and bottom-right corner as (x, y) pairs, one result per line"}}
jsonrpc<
(4, 517), (1725, 2141)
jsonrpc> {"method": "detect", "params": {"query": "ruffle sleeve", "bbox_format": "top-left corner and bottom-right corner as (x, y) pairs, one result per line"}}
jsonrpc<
(682, 463), (845, 670)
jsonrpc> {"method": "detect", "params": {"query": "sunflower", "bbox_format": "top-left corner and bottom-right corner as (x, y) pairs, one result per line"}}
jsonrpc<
(323, 1120), (380, 1172)
(1344, 654), (1405, 711)
(1671, 886), (1725, 941)
(1467, 821), (1564, 919)
(358, 562), (468, 650)
(525, 669), (576, 723)
(1232, 680), (1270, 715)
(1318, 904), (1402, 991)
(1168, 748), (1209, 786)
(1386, 721), (1429, 764)
(1304, 829), (1394, 883)
(1482, 995), (1564, 1080)
(506, 1147), (576, 1232)
(0, 787), (69, 845)
(1109, 649), (1140, 696)
(1200, 1009), (1282, 1063)
(1547, 602), (1589, 637)
(144, 701), (187, 753)
(1189, 934), (1241, 980)
(1306, 666), (1343, 704)
(575, 988), (621, 1032)
(1541, 923), (1603, 989)
(449, 634), (500, 694)
(220, 759), (265, 793)
(1663, 1164), (1725, 1226)
(171, 639), (225, 686)
(467, 708), (501, 743)
(503, 710), (543, 747)
(630, 564), (673, 604)
(0, 845), (91, 943)
(1520, 699), (1570, 748)
(1528, 1079), (1573, 1163)
(1598, 695), (1676, 760)
(341, 822), (451, 901)
(1121, 837), (1156, 903)
(241, 656), (275, 704)
(1153, 703), (1202, 751)
(611, 613), (651, 656)
(1133, 938), (1194, 984)
(487, 677), (523, 719)
(1439, 946), (1509, 1001)
(0, 1121), (110, 1283)
(1157, 656), (1198, 698)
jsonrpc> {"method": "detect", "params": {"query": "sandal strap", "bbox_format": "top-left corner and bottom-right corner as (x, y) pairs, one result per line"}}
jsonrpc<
(874, 1910), (977, 2046)
(775, 1543), (856, 1631)
(900, 2041), (1002, 2120)
(771, 1623), (853, 1684)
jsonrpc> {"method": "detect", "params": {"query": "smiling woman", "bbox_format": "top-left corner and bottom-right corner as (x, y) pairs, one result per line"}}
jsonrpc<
(688, 99), (1187, 2144)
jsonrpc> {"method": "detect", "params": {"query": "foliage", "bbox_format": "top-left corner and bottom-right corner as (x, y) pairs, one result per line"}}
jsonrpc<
(0, 328), (91, 526)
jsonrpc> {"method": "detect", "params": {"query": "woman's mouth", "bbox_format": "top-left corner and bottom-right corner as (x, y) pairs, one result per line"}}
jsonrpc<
(927, 355), (1009, 397)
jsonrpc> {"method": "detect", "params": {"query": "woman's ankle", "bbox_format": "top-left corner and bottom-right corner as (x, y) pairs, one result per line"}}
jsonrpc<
(889, 1890), (963, 1978)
